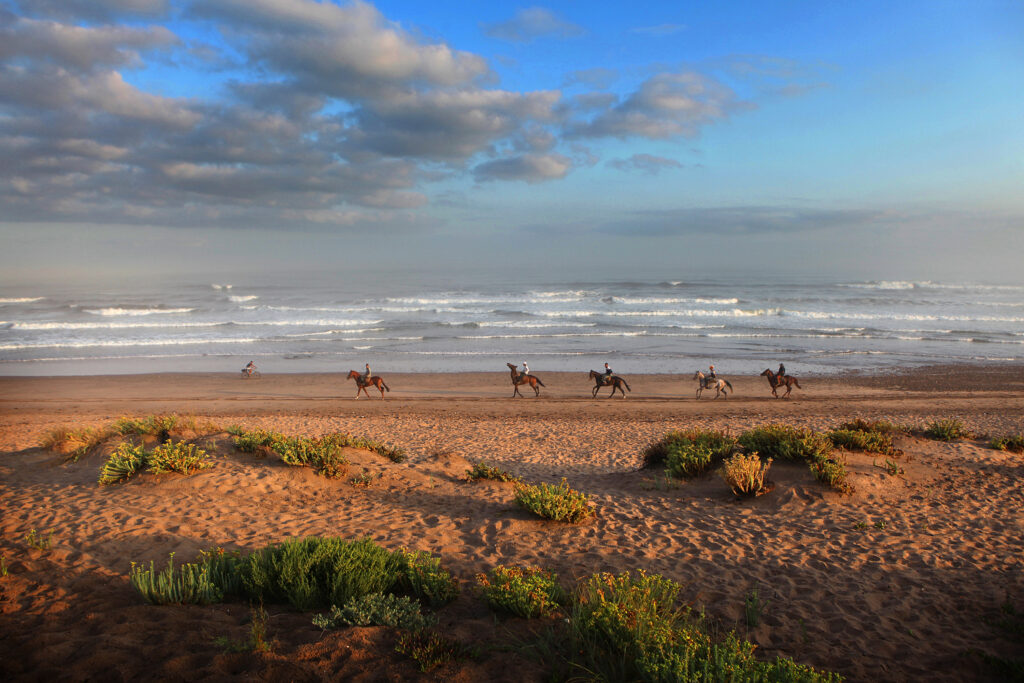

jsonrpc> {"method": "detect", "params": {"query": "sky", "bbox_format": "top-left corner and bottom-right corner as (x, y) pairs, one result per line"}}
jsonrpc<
(1, 0), (1022, 285)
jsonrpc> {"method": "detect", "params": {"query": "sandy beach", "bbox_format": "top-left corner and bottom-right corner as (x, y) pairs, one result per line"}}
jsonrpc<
(1, 365), (1022, 681)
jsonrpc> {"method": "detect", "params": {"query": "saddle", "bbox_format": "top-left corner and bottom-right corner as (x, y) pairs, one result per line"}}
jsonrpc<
(600, 374), (618, 385)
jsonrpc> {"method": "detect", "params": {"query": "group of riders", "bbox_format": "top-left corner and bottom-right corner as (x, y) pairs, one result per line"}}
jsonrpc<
(243, 360), (790, 386)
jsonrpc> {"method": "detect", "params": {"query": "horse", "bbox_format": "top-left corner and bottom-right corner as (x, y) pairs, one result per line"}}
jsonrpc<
(507, 363), (545, 398)
(693, 371), (732, 399)
(347, 369), (390, 399)
(760, 369), (801, 398)
(588, 370), (631, 398)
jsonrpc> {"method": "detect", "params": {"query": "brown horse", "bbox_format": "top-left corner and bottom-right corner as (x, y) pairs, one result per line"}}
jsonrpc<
(761, 369), (800, 398)
(347, 369), (390, 399)
(507, 363), (545, 398)
(693, 371), (732, 399)
(588, 370), (630, 398)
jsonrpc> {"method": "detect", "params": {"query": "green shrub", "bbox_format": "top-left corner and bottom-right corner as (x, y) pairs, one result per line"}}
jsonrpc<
(196, 547), (246, 598)
(320, 432), (407, 463)
(477, 565), (566, 618)
(98, 442), (149, 485)
(837, 418), (904, 434)
(114, 414), (179, 438)
(989, 435), (1024, 453)
(721, 453), (773, 497)
(641, 429), (736, 469)
(130, 553), (223, 605)
(147, 441), (211, 475)
(664, 441), (716, 479)
(828, 429), (900, 456)
(923, 418), (971, 441)
(240, 537), (402, 611)
(738, 424), (833, 462)
(232, 429), (280, 453)
(808, 454), (853, 494)
(395, 549), (459, 608)
(465, 461), (520, 483)
(266, 434), (350, 478)
(312, 593), (435, 631)
(515, 479), (594, 523)
(567, 570), (840, 683)
(395, 630), (472, 672)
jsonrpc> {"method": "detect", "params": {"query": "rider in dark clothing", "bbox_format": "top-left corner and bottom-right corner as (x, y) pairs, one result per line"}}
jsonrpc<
(708, 365), (717, 380)
(603, 363), (614, 384)
(778, 363), (786, 377)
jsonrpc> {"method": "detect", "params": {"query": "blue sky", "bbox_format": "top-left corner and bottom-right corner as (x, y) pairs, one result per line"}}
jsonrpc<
(1, 0), (1022, 283)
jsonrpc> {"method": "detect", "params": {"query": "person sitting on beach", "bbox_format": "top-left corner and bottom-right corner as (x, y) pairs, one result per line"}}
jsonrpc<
(778, 363), (786, 377)
(521, 361), (530, 377)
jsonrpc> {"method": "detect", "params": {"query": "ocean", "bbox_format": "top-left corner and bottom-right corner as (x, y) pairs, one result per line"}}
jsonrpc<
(1, 272), (1022, 376)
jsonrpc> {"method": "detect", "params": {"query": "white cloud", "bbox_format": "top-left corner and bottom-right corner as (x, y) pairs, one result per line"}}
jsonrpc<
(483, 7), (584, 43)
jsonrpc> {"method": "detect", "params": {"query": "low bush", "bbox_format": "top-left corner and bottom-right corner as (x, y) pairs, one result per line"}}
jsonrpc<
(465, 461), (520, 483)
(641, 429), (736, 470)
(147, 441), (211, 475)
(231, 429), (279, 453)
(320, 432), (407, 463)
(395, 549), (459, 608)
(923, 418), (971, 441)
(312, 592), (434, 631)
(242, 537), (402, 611)
(738, 424), (833, 462)
(808, 454), (853, 494)
(837, 418), (905, 434)
(828, 429), (901, 456)
(114, 414), (180, 439)
(395, 629), (473, 672)
(721, 453), (773, 497)
(989, 435), (1024, 453)
(515, 479), (594, 523)
(477, 565), (566, 618)
(98, 442), (149, 485)
(567, 570), (840, 682)
(664, 441), (716, 479)
(130, 553), (223, 605)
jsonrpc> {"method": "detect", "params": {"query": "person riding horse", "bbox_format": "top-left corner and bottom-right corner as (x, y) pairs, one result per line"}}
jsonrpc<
(777, 363), (786, 377)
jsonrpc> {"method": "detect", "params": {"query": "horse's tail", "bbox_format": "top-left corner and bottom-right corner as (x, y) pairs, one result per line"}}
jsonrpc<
(382, 381), (390, 392)
(535, 377), (546, 387)
(792, 378), (801, 389)
(725, 380), (733, 391)
(620, 378), (631, 392)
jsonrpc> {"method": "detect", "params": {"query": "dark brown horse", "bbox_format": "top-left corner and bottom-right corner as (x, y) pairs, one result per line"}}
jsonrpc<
(588, 370), (630, 398)
(507, 363), (545, 398)
(347, 369), (390, 399)
(761, 369), (801, 398)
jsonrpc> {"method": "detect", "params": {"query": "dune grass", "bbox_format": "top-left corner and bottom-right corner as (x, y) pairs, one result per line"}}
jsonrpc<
(641, 428), (736, 471)
(923, 418), (972, 441)
(99, 440), (211, 485)
(989, 434), (1024, 453)
(514, 478), (594, 523)
(129, 553), (223, 605)
(721, 453), (773, 497)
(40, 425), (111, 462)
(313, 592), (435, 631)
(465, 461), (521, 483)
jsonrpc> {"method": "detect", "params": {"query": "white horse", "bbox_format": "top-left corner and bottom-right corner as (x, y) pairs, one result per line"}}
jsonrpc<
(693, 371), (733, 399)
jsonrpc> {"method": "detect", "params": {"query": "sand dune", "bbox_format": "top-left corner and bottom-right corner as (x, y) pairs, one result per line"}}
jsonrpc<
(1, 367), (1022, 681)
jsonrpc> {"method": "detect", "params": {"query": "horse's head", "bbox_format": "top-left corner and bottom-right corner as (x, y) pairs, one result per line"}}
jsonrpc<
(588, 370), (597, 379)
(347, 369), (359, 380)
(760, 369), (772, 376)
(693, 371), (703, 380)
(506, 363), (517, 370)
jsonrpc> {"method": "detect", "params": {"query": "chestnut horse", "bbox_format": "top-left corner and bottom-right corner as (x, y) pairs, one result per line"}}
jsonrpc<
(760, 369), (800, 398)
(347, 369), (390, 399)
(507, 363), (545, 398)
(588, 370), (631, 398)
(692, 371), (732, 399)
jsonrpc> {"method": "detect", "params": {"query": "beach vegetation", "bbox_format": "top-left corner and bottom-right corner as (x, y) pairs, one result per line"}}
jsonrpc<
(231, 428), (279, 453)
(565, 570), (839, 682)
(114, 414), (181, 440)
(215, 604), (272, 653)
(98, 442), (149, 485)
(875, 458), (904, 476)
(989, 434), (1024, 453)
(808, 453), (854, 494)
(465, 461), (520, 483)
(1, 555), (7, 576)
(349, 469), (375, 487)
(320, 432), (406, 463)
(146, 440), (211, 475)
(828, 429), (902, 456)
(312, 593), (434, 631)
(923, 418), (971, 441)
(40, 425), (110, 462)
(394, 548), (460, 608)
(514, 478), (594, 523)
(396, 629), (474, 672)
(744, 587), (770, 628)
(130, 553), (223, 605)
(641, 429), (736, 470)
(721, 453), (773, 497)
(738, 424), (833, 462)
(25, 528), (54, 551)
(837, 418), (906, 434)
(477, 565), (566, 618)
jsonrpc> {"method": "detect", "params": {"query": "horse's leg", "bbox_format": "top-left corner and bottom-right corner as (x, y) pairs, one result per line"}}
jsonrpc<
(592, 384), (599, 398)
(532, 379), (540, 397)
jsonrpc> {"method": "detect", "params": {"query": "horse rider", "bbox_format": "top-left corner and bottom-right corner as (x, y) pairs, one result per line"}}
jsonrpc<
(708, 365), (717, 380)
(363, 363), (372, 382)
(777, 362), (786, 377)
(603, 362), (614, 384)
(244, 360), (256, 376)
(521, 361), (530, 377)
